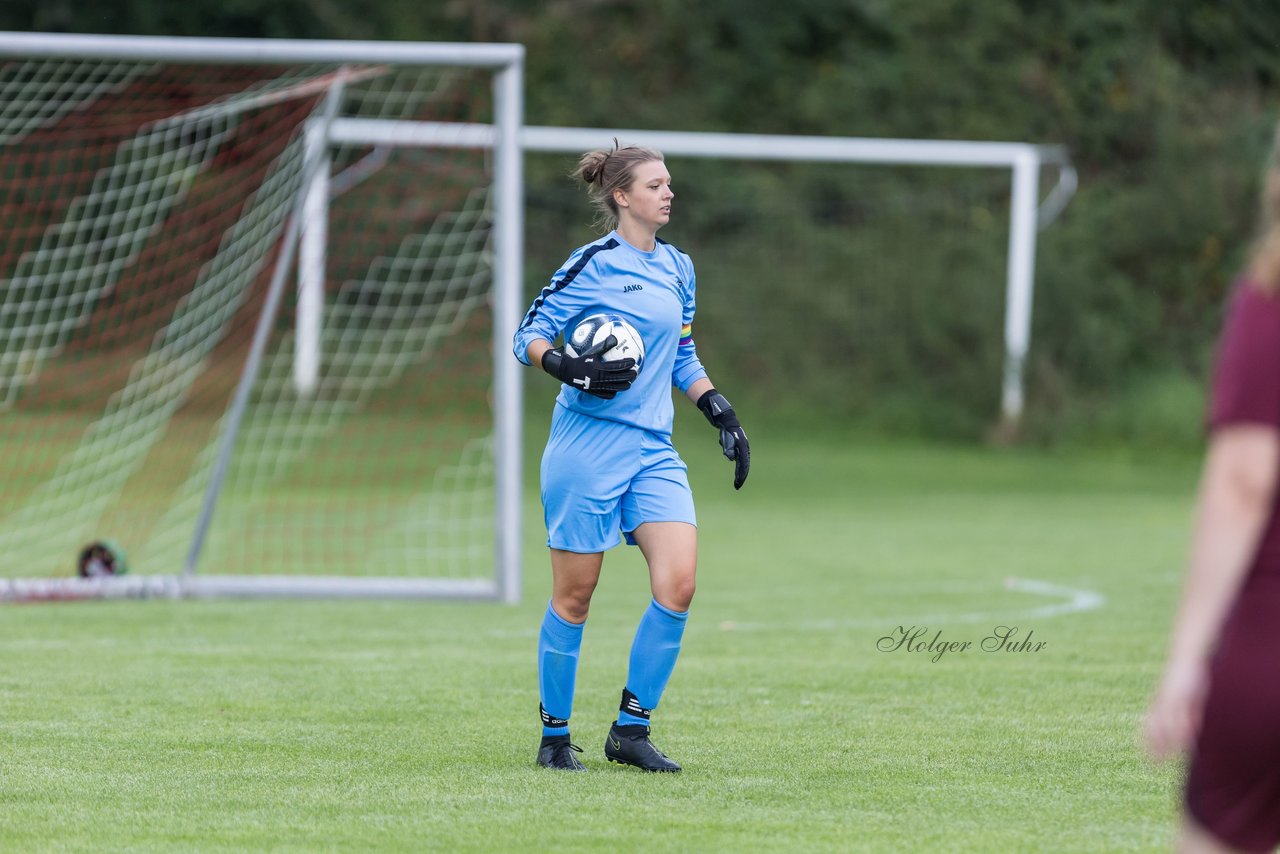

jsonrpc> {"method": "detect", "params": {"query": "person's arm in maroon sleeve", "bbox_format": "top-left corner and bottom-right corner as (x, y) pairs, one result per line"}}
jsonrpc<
(1145, 425), (1280, 760)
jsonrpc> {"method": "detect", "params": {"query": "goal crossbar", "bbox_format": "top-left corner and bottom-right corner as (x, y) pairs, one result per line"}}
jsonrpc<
(0, 30), (523, 67)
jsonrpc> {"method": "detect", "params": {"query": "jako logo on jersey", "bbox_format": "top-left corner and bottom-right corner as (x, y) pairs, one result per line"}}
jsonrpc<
(623, 283), (643, 293)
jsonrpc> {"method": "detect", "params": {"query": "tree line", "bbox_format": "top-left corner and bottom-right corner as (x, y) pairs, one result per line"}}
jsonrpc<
(4, 1), (1278, 442)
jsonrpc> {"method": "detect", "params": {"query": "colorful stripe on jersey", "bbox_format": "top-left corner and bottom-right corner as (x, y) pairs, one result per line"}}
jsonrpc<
(518, 238), (620, 330)
(679, 323), (693, 346)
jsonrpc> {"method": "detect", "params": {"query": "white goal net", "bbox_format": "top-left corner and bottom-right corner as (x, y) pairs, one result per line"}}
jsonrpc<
(0, 34), (523, 600)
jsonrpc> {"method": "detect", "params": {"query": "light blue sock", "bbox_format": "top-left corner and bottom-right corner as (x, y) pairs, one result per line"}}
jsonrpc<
(617, 598), (689, 728)
(538, 601), (584, 737)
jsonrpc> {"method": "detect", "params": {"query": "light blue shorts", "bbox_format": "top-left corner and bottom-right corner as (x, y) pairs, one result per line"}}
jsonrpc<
(540, 403), (696, 554)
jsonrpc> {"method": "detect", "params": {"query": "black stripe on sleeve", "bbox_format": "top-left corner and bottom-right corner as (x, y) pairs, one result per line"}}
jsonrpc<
(518, 238), (620, 330)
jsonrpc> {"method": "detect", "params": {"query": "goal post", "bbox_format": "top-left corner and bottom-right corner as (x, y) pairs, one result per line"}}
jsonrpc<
(0, 32), (524, 601)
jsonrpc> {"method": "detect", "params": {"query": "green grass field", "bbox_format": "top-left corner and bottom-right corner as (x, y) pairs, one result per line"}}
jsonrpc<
(0, 414), (1200, 852)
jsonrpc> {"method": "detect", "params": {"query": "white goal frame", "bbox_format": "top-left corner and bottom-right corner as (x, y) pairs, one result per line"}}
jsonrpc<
(331, 119), (1074, 427)
(0, 32), (525, 602)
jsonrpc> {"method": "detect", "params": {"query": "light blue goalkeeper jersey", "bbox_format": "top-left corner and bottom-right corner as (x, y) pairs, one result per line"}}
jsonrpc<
(513, 231), (708, 437)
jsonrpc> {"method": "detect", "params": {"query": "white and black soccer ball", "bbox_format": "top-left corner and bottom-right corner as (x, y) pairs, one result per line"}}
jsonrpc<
(566, 313), (645, 372)
(77, 540), (128, 578)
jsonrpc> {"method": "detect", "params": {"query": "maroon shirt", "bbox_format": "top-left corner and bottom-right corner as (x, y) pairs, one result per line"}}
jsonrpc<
(1208, 279), (1280, 577)
(1185, 280), (1280, 851)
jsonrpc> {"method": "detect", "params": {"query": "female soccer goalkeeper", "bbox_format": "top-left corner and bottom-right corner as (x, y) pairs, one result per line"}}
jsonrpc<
(1144, 126), (1280, 851)
(512, 141), (749, 772)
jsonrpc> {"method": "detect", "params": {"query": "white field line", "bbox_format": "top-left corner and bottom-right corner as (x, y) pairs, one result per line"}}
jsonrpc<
(715, 577), (1105, 633)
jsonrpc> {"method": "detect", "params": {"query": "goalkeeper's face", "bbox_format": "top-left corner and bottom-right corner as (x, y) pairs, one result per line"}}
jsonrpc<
(617, 160), (674, 232)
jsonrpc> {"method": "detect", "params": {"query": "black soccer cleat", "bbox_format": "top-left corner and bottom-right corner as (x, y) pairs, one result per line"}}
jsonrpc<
(604, 723), (681, 772)
(537, 734), (586, 771)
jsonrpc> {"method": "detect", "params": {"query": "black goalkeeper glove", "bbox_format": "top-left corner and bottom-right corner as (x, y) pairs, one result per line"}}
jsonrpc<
(697, 388), (750, 490)
(540, 334), (637, 399)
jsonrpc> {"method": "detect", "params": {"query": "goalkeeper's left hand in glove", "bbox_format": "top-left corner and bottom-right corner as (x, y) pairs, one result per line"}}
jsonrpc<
(697, 388), (750, 490)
